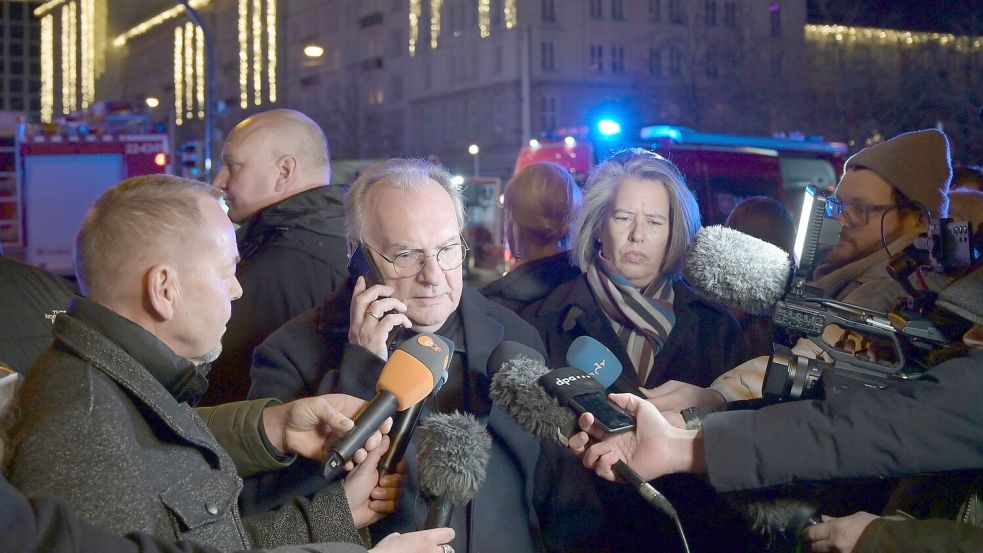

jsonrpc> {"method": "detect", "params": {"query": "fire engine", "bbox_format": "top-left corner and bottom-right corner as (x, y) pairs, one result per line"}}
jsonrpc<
(0, 113), (169, 275)
(515, 121), (848, 225)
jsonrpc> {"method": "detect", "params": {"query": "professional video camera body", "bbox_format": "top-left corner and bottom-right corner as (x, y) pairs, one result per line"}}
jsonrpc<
(762, 186), (981, 401)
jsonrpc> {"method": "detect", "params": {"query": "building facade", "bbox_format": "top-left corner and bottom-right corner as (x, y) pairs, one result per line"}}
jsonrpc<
(29, 0), (983, 179)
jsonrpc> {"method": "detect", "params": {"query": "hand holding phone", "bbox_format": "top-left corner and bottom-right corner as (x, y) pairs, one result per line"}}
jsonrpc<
(347, 244), (412, 359)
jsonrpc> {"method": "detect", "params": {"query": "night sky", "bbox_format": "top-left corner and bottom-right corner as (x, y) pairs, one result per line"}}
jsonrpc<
(807, 0), (983, 34)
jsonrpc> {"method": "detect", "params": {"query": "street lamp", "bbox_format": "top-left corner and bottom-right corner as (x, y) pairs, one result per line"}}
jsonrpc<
(304, 44), (324, 58)
(145, 97), (160, 108)
(468, 143), (480, 177)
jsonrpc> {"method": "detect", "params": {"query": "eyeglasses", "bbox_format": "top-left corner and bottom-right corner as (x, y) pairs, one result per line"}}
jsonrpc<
(824, 196), (899, 227)
(364, 239), (470, 278)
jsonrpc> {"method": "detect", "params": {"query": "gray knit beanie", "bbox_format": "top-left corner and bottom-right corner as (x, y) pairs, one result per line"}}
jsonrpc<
(844, 129), (952, 218)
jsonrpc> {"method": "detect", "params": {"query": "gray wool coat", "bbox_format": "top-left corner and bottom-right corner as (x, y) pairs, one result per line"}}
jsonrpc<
(6, 312), (365, 552)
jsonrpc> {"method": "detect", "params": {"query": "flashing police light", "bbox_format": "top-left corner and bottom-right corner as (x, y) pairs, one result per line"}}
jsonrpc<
(596, 119), (622, 137)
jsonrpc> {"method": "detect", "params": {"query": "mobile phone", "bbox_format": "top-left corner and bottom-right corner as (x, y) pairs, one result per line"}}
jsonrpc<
(348, 243), (385, 286)
(568, 393), (635, 434)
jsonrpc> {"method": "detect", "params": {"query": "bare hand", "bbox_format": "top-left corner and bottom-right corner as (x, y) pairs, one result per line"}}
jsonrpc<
(262, 394), (392, 465)
(803, 512), (878, 553)
(369, 528), (456, 553)
(349, 276), (412, 360)
(640, 380), (726, 412)
(569, 393), (704, 482)
(345, 435), (399, 528)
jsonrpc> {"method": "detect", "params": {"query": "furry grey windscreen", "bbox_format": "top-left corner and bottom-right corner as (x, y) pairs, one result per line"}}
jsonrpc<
(417, 412), (492, 505)
(489, 355), (578, 443)
(937, 264), (983, 325)
(684, 225), (792, 315)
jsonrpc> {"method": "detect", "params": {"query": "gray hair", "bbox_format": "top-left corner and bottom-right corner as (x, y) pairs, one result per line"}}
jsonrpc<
(345, 158), (465, 250)
(75, 174), (223, 300)
(570, 148), (701, 277)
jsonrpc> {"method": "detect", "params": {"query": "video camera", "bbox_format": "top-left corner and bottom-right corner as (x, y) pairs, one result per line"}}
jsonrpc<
(762, 186), (981, 401)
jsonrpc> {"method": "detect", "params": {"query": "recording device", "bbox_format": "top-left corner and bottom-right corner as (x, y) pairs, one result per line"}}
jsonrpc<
(685, 185), (979, 402)
(321, 333), (451, 481)
(538, 367), (635, 434)
(487, 343), (678, 520)
(417, 412), (491, 529)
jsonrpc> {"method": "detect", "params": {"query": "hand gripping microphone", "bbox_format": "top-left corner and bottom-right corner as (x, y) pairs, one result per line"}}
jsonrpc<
(417, 412), (491, 529)
(376, 337), (455, 479)
(321, 333), (451, 481)
(684, 225), (793, 315)
(488, 348), (680, 522)
(566, 335), (639, 395)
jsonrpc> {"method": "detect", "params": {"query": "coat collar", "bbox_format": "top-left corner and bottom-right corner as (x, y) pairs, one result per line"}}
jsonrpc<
(51, 311), (225, 466)
(237, 185), (347, 254)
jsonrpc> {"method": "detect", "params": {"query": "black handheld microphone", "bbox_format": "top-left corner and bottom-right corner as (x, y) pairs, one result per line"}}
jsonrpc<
(538, 367), (635, 434)
(417, 412), (491, 529)
(321, 333), (451, 481)
(376, 336), (454, 478)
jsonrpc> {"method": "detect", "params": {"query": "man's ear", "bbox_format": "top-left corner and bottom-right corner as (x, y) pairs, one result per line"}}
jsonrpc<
(273, 155), (298, 193)
(146, 264), (179, 321)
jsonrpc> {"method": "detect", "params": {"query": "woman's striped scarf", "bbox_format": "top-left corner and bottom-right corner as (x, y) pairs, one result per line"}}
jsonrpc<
(586, 254), (676, 384)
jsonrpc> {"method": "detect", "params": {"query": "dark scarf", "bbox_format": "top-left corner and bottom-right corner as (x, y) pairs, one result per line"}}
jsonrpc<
(586, 254), (676, 383)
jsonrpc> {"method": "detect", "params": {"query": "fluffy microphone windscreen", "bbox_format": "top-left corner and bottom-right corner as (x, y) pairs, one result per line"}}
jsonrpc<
(417, 412), (491, 505)
(489, 355), (579, 443)
(684, 225), (793, 315)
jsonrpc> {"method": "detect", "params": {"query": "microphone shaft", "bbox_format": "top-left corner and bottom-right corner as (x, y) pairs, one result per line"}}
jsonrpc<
(425, 496), (454, 529)
(377, 400), (425, 478)
(321, 391), (399, 481)
(613, 460), (678, 521)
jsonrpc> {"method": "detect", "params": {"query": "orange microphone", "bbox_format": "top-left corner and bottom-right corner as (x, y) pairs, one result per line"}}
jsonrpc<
(320, 333), (451, 481)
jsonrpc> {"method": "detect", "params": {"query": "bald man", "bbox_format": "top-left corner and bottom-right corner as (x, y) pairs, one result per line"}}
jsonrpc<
(205, 109), (348, 405)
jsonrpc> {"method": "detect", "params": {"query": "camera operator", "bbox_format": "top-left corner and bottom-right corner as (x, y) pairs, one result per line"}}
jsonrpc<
(567, 265), (983, 550)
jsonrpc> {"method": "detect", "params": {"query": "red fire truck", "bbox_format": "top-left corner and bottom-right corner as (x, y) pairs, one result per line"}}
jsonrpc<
(515, 123), (848, 225)
(0, 118), (169, 275)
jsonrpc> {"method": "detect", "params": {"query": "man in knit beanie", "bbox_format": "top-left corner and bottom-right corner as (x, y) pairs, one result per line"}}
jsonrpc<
(815, 128), (952, 310)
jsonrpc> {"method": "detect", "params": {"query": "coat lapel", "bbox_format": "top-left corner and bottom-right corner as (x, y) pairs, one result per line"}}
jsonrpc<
(54, 314), (226, 466)
(459, 288), (502, 377)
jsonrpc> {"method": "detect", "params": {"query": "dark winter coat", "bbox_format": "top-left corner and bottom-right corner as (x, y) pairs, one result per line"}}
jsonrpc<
(522, 274), (758, 552)
(6, 300), (363, 551)
(703, 352), (983, 492)
(0, 256), (76, 373)
(479, 251), (582, 314)
(202, 185), (349, 406)
(521, 274), (750, 390)
(246, 283), (548, 553)
(0, 473), (367, 553)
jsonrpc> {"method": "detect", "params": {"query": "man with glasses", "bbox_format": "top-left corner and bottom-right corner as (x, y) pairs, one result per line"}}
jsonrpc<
(246, 159), (548, 553)
(814, 129), (952, 310)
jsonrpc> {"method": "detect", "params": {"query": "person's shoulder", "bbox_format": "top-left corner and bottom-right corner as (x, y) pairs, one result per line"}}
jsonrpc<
(525, 273), (589, 317)
(674, 279), (733, 317)
(0, 256), (76, 296)
(262, 304), (325, 346)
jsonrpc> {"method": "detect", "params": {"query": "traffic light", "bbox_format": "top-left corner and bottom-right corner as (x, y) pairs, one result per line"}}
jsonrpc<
(180, 140), (202, 178)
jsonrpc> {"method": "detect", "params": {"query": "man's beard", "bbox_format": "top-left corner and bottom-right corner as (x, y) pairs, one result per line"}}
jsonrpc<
(194, 343), (223, 365)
